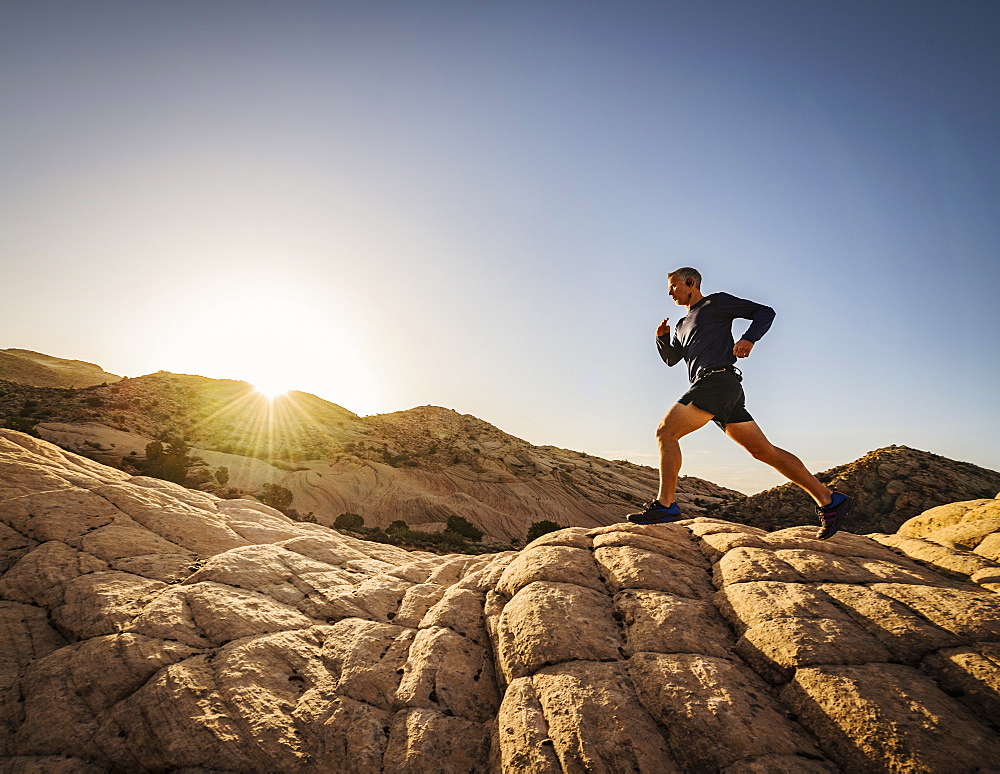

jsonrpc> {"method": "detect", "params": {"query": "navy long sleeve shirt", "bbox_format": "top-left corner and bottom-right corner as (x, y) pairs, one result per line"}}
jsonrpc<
(656, 292), (775, 383)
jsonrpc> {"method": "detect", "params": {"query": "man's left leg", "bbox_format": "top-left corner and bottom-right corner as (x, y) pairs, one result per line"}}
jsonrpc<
(724, 420), (831, 506)
(724, 420), (852, 539)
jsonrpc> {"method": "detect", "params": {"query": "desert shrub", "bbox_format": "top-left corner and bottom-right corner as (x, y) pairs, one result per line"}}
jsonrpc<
(215, 466), (230, 486)
(334, 512), (365, 530)
(445, 514), (483, 542)
(526, 520), (562, 543)
(84, 396), (104, 407)
(386, 519), (409, 535)
(259, 483), (293, 512)
(140, 438), (192, 484)
(19, 400), (38, 416)
(3, 416), (39, 437)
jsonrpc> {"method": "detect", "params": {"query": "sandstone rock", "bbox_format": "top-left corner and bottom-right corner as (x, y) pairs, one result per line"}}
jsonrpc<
(869, 532), (1000, 592)
(393, 583), (448, 628)
(594, 542), (716, 598)
(323, 618), (414, 710)
(527, 660), (679, 773)
(490, 581), (624, 685)
(781, 663), (1000, 771)
(921, 642), (1000, 731)
(629, 652), (825, 771)
(869, 583), (1000, 641)
(418, 586), (488, 645)
(494, 677), (562, 773)
(292, 694), (391, 773)
(382, 707), (489, 774)
(898, 497), (1000, 537)
(495, 545), (605, 597)
(817, 583), (964, 664)
(4, 431), (1000, 772)
(128, 581), (316, 647)
(396, 625), (498, 723)
(614, 589), (734, 658)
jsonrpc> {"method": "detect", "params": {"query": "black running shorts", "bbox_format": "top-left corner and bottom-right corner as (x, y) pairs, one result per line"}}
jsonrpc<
(677, 370), (754, 429)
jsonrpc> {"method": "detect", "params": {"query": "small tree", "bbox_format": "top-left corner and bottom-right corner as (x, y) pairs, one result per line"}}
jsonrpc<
(259, 483), (294, 512)
(526, 520), (562, 544)
(215, 466), (230, 486)
(386, 519), (409, 535)
(145, 441), (164, 462)
(142, 439), (191, 484)
(445, 514), (483, 542)
(334, 512), (364, 530)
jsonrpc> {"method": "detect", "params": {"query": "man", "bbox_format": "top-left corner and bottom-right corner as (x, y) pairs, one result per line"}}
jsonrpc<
(627, 267), (851, 539)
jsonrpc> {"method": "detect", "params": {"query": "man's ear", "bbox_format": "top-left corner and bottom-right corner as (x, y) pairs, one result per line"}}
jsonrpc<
(686, 279), (693, 286)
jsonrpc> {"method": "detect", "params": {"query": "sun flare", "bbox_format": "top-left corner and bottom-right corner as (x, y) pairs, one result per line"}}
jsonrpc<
(252, 380), (293, 400)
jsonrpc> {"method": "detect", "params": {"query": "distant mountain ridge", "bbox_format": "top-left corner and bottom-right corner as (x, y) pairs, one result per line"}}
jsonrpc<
(5, 349), (998, 542)
(0, 348), (121, 388)
(718, 445), (1000, 534)
(0, 361), (742, 542)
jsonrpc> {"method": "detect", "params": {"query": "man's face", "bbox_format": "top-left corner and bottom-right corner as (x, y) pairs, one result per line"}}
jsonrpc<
(668, 276), (695, 306)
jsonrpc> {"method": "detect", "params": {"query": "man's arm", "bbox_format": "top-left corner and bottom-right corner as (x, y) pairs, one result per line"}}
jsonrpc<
(655, 319), (684, 366)
(724, 295), (775, 356)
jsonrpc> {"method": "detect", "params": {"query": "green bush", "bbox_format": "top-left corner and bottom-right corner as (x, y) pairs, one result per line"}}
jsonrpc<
(259, 483), (293, 512)
(140, 438), (191, 484)
(334, 512), (365, 530)
(445, 514), (483, 542)
(3, 416), (39, 437)
(386, 519), (409, 535)
(526, 520), (562, 544)
(215, 466), (230, 486)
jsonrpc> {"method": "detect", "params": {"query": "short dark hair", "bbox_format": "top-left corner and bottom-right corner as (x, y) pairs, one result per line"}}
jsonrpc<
(668, 267), (701, 288)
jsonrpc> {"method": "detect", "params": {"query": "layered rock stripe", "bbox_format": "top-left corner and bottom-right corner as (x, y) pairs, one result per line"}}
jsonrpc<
(2, 429), (1000, 773)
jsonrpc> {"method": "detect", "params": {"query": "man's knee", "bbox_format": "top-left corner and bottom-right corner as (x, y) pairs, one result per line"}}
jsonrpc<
(655, 422), (676, 442)
(656, 401), (714, 443)
(745, 441), (778, 462)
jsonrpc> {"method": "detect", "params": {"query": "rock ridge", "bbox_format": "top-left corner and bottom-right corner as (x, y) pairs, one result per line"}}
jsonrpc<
(718, 444), (1000, 535)
(2, 429), (1000, 772)
(1, 370), (743, 542)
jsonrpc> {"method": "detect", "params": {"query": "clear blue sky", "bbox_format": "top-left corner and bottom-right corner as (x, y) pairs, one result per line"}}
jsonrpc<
(2, 1), (998, 493)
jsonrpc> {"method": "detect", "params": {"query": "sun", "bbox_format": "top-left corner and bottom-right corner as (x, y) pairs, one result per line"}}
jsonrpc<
(252, 378), (293, 400)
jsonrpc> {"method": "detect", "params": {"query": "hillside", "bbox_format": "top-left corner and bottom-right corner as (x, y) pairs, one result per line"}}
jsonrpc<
(717, 445), (1000, 535)
(0, 349), (121, 389)
(0, 370), (742, 543)
(2, 429), (999, 772)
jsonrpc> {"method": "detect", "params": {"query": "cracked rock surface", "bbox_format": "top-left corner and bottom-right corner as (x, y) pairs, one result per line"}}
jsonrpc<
(2, 429), (1000, 773)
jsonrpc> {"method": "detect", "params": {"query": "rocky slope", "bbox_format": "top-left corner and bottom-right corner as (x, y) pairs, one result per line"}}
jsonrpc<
(3, 428), (1000, 773)
(0, 371), (742, 542)
(0, 349), (121, 389)
(717, 445), (1000, 535)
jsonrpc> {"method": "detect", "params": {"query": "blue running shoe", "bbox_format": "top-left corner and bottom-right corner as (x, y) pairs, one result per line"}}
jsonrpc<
(817, 492), (852, 540)
(627, 500), (682, 525)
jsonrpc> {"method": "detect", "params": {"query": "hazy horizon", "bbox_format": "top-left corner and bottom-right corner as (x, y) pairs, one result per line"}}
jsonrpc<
(3, 1), (998, 495)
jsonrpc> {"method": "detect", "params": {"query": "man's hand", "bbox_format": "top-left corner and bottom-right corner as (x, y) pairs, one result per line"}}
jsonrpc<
(733, 339), (754, 358)
(656, 318), (670, 337)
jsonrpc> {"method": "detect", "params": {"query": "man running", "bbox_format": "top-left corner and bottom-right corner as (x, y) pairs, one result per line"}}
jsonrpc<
(627, 267), (851, 539)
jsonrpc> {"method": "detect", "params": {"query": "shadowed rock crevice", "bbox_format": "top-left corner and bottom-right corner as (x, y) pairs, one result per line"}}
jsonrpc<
(3, 429), (1000, 772)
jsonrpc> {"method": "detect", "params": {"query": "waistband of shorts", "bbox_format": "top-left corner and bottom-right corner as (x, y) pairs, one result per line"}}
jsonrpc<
(694, 365), (742, 381)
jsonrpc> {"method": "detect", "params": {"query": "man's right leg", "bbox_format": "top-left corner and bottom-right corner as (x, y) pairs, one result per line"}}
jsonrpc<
(655, 401), (715, 505)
